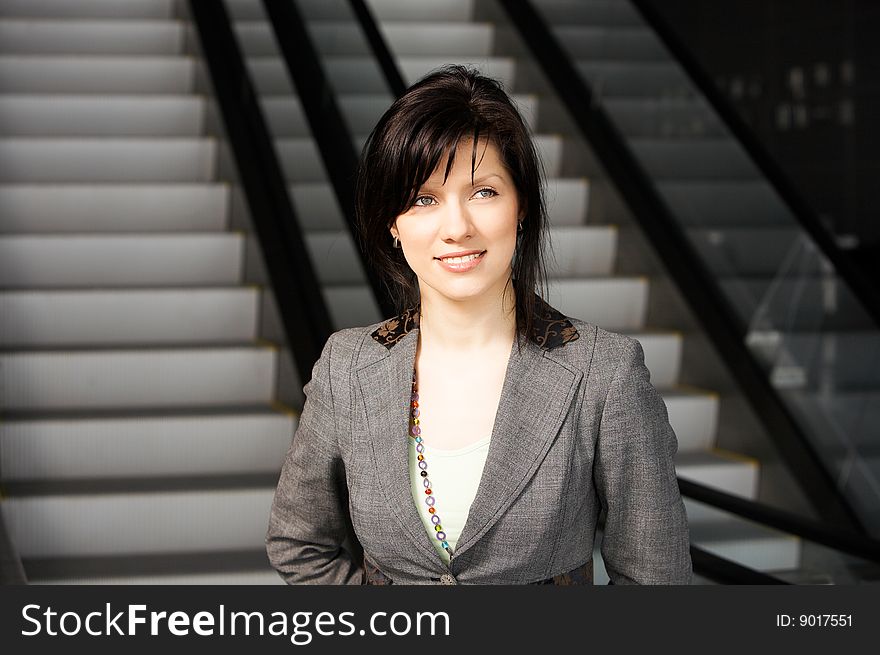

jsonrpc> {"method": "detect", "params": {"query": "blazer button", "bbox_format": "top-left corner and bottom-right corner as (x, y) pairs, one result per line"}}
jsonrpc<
(439, 573), (457, 585)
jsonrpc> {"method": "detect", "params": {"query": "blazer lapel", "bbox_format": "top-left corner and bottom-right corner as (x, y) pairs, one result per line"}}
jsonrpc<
(452, 340), (582, 560)
(355, 329), (447, 568)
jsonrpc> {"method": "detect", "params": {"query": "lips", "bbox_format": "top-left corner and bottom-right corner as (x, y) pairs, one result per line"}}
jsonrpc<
(434, 250), (486, 273)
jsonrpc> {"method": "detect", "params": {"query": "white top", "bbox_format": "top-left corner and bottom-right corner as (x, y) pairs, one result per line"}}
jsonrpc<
(409, 435), (492, 564)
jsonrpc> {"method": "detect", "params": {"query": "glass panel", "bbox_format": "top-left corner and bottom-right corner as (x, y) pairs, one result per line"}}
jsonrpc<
(530, 0), (880, 537)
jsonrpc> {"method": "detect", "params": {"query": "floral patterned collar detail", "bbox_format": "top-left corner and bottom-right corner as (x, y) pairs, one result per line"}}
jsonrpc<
(370, 295), (579, 351)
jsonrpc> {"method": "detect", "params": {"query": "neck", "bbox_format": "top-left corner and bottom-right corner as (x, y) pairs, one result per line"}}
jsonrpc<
(417, 281), (517, 353)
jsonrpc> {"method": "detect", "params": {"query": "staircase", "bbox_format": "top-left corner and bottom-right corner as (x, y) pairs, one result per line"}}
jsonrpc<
(0, 0), (287, 583)
(0, 0), (809, 584)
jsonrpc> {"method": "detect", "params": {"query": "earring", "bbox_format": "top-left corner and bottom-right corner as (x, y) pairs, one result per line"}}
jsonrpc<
(392, 235), (400, 249)
(517, 221), (523, 233)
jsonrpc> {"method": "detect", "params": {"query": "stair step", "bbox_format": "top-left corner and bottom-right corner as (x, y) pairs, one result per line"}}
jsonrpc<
(307, 231), (370, 285)
(0, 233), (243, 288)
(688, 227), (803, 276)
(235, 21), (493, 58)
(604, 97), (725, 138)
(576, 61), (693, 98)
(248, 56), (515, 95)
(228, 0), (476, 22)
(31, 568), (284, 585)
(625, 331), (681, 388)
(675, 450), (759, 503)
(0, 19), (184, 56)
(545, 178), (591, 226)
(529, 0), (642, 27)
(0, 95), (206, 137)
(324, 285), (383, 329)
(662, 389), (719, 452)
(0, 137), (216, 183)
(0, 408), (293, 481)
(630, 138), (757, 180)
(687, 513), (802, 572)
(747, 330), (880, 390)
(554, 26), (666, 60)
(656, 180), (792, 227)
(546, 225), (617, 277)
(0, 346), (277, 410)
(721, 276), (875, 331)
(363, 0), (474, 22)
(545, 277), (648, 330)
(4, 487), (277, 557)
(0, 287), (260, 347)
(0, 183), (229, 234)
(0, 0), (174, 19)
(592, 513), (801, 581)
(0, 55), (196, 94)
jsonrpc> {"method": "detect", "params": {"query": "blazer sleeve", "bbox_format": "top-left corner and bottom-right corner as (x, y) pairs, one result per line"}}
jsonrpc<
(265, 332), (363, 584)
(593, 336), (693, 584)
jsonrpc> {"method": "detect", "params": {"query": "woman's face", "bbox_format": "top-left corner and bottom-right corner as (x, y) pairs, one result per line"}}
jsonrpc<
(390, 137), (523, 307)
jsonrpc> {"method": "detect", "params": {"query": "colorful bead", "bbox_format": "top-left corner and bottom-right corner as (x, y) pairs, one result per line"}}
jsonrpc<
(409, 367), (454, 560)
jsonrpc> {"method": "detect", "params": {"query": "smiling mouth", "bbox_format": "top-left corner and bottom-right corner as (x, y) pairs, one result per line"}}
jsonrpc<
(434, 251), (486, 264)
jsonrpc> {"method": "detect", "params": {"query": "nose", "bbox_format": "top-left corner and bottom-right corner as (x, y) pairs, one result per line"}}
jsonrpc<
(439, 197), (473, 243)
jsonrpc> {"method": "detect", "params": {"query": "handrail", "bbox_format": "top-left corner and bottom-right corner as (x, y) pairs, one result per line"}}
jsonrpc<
(347, 0), (407, 97)
(497, 0), (867, 536)
(679, 478), (880, 563)
(261, 0), (395, 319)
(188, 0), (332, 383)
(690, 546), (789, 585)
(630, 0), (880, 329)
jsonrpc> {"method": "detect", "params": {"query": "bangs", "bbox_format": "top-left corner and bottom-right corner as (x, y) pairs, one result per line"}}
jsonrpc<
(392, 117), (495, 221)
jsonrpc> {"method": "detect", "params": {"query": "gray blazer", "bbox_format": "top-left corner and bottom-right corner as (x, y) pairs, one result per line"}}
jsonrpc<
(266, 295), (692, 585)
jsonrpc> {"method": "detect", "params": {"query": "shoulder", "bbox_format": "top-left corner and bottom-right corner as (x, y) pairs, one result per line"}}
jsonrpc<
(551, 316), (642, 377)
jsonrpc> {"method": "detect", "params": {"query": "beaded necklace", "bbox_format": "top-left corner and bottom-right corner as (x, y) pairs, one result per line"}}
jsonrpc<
(409, 368), (453, 559)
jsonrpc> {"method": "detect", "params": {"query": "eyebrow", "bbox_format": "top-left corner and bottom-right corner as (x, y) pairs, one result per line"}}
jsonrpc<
(420, 173), (505, 190)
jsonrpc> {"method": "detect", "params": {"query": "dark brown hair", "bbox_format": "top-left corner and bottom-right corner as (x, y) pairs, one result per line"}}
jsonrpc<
(354, 64), (550, 349)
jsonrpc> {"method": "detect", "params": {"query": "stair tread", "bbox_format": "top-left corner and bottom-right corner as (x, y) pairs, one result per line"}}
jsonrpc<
(0, 402), (291, 422)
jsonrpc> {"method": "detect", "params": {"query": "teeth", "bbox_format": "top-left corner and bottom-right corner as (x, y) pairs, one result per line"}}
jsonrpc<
(442, 252), (481, 264)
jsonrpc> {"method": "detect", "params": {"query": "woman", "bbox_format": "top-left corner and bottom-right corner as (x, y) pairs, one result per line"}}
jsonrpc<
(266, 65), (692, 585)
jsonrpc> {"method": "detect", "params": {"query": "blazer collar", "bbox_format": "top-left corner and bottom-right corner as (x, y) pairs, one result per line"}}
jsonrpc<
(355, 295), (583, 572)
(370, 292), (580, 352)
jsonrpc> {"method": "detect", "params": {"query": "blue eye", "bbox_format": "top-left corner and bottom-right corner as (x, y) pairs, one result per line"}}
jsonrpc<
(475, 187), (498, 199)
(413, 196), (436, 207)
